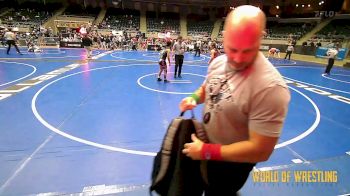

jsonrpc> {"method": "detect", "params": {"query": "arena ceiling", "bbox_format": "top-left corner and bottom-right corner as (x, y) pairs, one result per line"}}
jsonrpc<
(117, 0), (344, 10)
(7, 0), (347, 12)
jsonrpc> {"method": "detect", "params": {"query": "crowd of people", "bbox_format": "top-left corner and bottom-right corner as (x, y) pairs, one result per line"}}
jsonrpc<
(1, 23), (223, 60)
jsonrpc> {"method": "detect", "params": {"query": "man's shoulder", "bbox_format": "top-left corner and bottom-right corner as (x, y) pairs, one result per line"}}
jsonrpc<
(208, 55), (226, 72)
(211, 54), (226, 64)
(252, 53), (288, 87)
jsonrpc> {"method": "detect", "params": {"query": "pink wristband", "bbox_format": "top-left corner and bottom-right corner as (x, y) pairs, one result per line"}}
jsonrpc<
(201, 143), (222, 161)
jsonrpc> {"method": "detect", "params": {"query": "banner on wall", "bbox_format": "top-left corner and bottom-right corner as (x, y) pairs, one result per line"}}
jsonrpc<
(315, 47), (349, 60)
(157, 32), (171, 39)
(260, 45), (270, 50)
(147, 44), (162, 51)
(60, 41), (82, 48)
(112, 30), (123, 36)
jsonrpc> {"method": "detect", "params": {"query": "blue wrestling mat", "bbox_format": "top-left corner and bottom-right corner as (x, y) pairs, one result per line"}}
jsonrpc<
(0, 49), (349, 195)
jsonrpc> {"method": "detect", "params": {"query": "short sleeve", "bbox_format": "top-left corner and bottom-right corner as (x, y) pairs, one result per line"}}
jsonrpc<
(249, 85), (291, 137)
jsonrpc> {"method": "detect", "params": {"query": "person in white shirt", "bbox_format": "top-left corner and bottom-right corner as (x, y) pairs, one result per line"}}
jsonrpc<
(194, 40), (201, 57)
(284, 44), (294, 60)
(4, 28), (22, 55)
(172, 36), (186, 78)
(323, 47), (338, 75)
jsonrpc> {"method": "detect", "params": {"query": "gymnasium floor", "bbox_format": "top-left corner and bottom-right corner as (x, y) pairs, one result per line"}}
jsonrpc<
(0, 48), (349, 196)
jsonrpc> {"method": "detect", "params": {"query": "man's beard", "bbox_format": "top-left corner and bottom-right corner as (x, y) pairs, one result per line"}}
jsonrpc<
(227, 60), (251, 71)
(227, 54), (257, 71)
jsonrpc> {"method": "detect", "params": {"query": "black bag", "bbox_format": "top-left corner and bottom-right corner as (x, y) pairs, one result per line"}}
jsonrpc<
(150, 111), (208, 196)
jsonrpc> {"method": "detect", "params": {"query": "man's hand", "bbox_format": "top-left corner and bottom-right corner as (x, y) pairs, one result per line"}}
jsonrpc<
(179, 97), (197, 112)
(182, 134), (203, 160)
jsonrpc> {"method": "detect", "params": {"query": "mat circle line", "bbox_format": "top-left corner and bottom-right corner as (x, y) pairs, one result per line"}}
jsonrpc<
(276, 66), (350, 94)
(31, 64), (319, 156)
(322, 74), (350, 84)
(137, 72), (205, 94)
(0, 61), (37, 87)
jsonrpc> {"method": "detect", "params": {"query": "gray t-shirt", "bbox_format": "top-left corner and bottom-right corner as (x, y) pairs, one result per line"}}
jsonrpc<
(173, 41), (186, 55)
(202, 52), (290, 144)
(4, 32), (15, 41)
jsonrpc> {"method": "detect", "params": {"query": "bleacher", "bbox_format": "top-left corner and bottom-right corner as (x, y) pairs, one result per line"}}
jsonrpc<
(217, 21), (224, 38)
(0, 1), (58, 28)
(316, 19), (350, 41)
(63, 4), (100, 18)
(265, 21), (316, 40)
(186, 13), (214, 37)
(146, 11), (180, 34)
(187, 20), (214, 37)
(102, 8), (140, 31)
(0, 0), (348, 50)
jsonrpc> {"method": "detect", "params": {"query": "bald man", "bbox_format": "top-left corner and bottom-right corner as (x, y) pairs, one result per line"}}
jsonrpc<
(179, 5), (290, 195)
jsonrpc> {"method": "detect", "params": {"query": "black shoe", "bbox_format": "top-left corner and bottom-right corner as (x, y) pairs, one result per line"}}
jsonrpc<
(164, 79), (168, 82)
(178, 75), (182, 78)
(174, 75), (177, 78)
(157, 78), (162, 81)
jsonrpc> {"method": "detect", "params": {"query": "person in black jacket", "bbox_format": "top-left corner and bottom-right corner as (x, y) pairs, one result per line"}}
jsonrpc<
(82, 34), (93, 59)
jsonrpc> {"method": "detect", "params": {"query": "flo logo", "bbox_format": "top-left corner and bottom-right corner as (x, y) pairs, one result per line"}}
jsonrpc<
(314, 11), (336, 18)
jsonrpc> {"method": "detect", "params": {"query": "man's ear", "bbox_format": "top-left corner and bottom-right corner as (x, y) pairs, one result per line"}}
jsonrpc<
(222, 30), (225, 37)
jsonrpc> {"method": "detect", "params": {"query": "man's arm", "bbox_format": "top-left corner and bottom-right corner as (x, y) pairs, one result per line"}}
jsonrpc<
(220, 131), (278, 162)
(183, 131), (278, 163)
(183, 85), (290, 163)
(167, 49), (171, 65)
(179, 85), (206, 111)
(172, 43), (176, 58)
